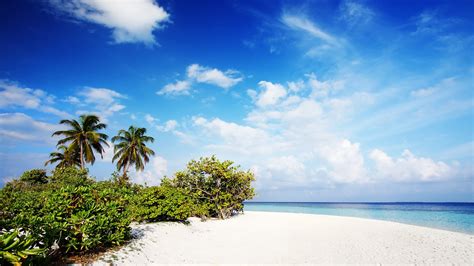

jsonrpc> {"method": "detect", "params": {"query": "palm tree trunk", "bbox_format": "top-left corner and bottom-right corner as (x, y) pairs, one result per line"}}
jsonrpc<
(122, 162), (129, 183)
(79, 143), (84, 169)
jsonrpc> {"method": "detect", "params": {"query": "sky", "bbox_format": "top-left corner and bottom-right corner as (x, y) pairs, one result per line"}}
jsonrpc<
(0, 0), (473, 201)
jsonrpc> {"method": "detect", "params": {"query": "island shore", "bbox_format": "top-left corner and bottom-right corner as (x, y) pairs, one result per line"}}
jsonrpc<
(94, 211), (472, 264)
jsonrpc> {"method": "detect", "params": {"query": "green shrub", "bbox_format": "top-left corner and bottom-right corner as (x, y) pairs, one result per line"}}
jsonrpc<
(130, 185), (194, 222)
(49, 167), (92, 187)
(19, 169), (48, 185)
(166, 156), (256, 219)
(0, 228), (45, 265)
(1, 179), (133, 259)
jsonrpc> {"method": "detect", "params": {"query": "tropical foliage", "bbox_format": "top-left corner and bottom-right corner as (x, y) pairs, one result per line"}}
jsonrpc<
(129, 185), (195, 222)
(52, 114), (109, 169)
(112, 126), (155, 182)
(0, 168), (134, 263)
(0, 228), (45, 265)
(164, 156), (255, 219)
(19, 169), (48, 185)
(45, 145), (81, 169)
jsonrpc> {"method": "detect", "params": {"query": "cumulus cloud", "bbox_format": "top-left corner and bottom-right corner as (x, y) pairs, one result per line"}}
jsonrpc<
(157, 120), (177, 132)
(144, 114), (178, 133)
(71, 87), (126, 121)
(183, 73), (462, 189)
(157, 64), (243, 96)
(49, 0), (170, 45)
(370, 149), (455, 182)
(254, 81), (287, 107)
(0, 80), (70, 118)
(186, 64), (243, 89)
(132, 156), (168, 186)
(307, 73), (344, 98)
(319, 139), (367, 183)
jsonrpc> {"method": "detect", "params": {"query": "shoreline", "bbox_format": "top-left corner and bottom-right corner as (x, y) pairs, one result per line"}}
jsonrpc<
(94, 211), (473, 264)
(245, 210), (473, 236)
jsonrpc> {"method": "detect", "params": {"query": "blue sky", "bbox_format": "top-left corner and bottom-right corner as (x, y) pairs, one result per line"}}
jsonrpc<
(0, 0), (473, 201)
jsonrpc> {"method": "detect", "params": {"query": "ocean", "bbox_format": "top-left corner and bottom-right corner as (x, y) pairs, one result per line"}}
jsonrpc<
(244, 202), (474, 234)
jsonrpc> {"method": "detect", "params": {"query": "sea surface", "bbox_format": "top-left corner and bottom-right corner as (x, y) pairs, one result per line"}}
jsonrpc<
(244, 202), (474, 234)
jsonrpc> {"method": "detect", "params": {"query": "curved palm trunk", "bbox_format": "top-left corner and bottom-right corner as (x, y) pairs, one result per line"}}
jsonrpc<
(122, 161), (130, 183)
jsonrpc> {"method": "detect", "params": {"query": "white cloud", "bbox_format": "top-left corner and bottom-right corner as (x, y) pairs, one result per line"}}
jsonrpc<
(158, 64), (243, 96)
(254, 81), (287, 107)
(370, 149), (455, 182)
(281, 13), (338, 45)
(319, 139), (368, 183)
(182, 73), (465, 190)
(287, 80), (305, 93)
(99, 141), (114, 163)
(157, 80), (191, 96)
(132, 156), (168, 186)
(0, 113), (63, 144)
(0, 80), (70, 118)
(145, 114), (157, 125)
(156, 119), (178, 132)
(50, 0), (170, 45)
(79, 87), (126, 105)
(193, 116), (280, 155)
(411, 88), (434, 97)
(186, 64), (243, 89)
(339, 0), (374, 27)
(72, 87), (126, 121)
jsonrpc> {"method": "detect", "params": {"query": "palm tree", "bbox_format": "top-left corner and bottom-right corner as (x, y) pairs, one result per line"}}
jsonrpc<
(52, 114), (109, 169)
(44, 145), (81, 169)
(112, 126), (155, 179)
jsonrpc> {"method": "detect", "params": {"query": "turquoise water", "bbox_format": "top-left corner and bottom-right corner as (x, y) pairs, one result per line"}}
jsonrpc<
(244, 202), (474, 234)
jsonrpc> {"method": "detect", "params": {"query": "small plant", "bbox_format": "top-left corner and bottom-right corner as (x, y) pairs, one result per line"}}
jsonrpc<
(0, 228), (45, 265)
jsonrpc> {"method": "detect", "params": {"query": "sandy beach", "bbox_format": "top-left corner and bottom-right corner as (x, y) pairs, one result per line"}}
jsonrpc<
(94, 211), (473, 264)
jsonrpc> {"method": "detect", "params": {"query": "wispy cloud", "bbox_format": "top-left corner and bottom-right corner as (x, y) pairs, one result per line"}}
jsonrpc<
(339, 0), (375, 27)
(0, 113), (63, 143)
(281, 13), (339, 45)
(0, 80), (71, 118)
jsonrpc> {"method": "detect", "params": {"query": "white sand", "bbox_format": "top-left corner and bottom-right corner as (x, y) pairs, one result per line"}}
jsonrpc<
(95, 211), (473, 264)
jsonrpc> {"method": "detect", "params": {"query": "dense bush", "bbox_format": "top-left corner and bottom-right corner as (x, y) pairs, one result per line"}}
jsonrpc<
(0, 168), (133, 263)
(19, 169), (48, 185)
(165, 156), (255, 219)
(48, 167), (93, 187)
(129, 185), (195, 222)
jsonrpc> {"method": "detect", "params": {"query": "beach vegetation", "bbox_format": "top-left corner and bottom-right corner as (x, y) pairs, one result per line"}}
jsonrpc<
(129, 185), (194, 222)
(19, 169), (48, 185)
(0, 228), (45, 265)
(165, 156), (255, 219)
(0, 168), (134, 264)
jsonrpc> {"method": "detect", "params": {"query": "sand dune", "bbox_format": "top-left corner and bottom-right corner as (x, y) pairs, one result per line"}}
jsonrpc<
(94, 211), (473, 264)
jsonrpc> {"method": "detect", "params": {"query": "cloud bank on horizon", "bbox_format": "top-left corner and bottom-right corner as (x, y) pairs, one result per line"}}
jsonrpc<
(0, 0), (472, 201)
